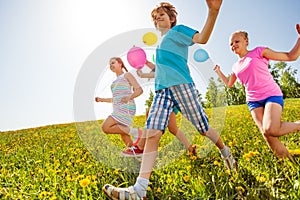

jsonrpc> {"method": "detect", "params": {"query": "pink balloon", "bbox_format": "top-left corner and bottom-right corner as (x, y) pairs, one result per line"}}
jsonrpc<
(127, 46), (146, 69)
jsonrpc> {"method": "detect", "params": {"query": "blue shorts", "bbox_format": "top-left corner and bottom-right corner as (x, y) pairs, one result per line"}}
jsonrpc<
(145, 83), (209, 134)
(247, 96), (284, 111)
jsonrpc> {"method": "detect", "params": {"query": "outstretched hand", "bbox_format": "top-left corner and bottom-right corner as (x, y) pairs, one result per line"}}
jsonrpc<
(95, 97), (101, 102)
(206, 0), (222, 11)
(136, 70), (143, 77)
(213, 64), (220, 72)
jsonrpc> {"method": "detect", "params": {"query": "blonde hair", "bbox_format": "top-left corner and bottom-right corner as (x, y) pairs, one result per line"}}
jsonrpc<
(231, 30), (249, 46)
(233, 31), (248, 40)
(151, 2), (178, 28)
(110, 57), (128, 72)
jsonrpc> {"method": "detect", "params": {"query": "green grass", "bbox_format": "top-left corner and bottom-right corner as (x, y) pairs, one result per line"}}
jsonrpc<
(0, 98), (300, 199)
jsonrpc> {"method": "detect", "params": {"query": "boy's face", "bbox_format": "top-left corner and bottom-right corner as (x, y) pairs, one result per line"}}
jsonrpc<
(153, 9), (174, 31)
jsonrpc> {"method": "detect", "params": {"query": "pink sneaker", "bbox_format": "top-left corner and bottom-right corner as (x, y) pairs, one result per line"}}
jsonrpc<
(122, 145), (143, 157)
(133, 128), (142, 146)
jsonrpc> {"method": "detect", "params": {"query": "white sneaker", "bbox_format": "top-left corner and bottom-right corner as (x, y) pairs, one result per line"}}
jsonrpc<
(221, 150), (237, 171)
(102, 184), (145, 200)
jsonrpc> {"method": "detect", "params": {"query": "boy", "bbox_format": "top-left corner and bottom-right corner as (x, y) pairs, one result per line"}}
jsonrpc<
(103, 1), (236, 199)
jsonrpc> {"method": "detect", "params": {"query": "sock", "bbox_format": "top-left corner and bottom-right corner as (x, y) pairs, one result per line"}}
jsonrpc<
(220, 146), (230, 157)
(130, 128), (141, 144)
(129, 128), (138, 137)
(133, 177), (149, 198)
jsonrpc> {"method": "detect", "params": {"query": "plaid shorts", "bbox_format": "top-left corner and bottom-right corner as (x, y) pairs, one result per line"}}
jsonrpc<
(146, 83), (209, 134)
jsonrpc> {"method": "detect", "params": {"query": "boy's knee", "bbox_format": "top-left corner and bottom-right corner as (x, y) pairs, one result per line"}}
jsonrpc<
(202, 128), (219, 144)
(168, 127), (178, 135)
(201, 131), (207, 136)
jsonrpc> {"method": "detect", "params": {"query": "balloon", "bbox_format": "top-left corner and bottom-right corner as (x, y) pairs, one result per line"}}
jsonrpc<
(127, 46), (146, 69)
(193, 48), (209, 62)
(143, 32), (158, 46)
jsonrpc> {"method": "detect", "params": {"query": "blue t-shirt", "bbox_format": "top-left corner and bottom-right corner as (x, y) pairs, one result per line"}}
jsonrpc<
(155, 25), (198, 91)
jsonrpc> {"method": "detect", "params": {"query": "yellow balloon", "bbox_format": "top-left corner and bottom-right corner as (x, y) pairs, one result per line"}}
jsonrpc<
(143, 32), (158, 46)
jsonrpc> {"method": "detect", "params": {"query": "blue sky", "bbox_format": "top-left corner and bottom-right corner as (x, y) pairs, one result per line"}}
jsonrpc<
(1, 0), (299, 131)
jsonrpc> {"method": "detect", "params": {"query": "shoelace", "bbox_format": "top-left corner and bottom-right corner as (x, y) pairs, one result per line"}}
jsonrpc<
(127, 146), (138, 157)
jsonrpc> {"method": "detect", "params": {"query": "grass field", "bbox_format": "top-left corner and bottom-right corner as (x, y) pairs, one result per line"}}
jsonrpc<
(1, 99), (300, 199)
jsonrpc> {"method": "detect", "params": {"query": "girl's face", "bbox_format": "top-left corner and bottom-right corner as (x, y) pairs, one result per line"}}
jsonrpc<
(109, 59), (121, 72)
(153, 9), (174, 30)
(230, 33), (248, 56)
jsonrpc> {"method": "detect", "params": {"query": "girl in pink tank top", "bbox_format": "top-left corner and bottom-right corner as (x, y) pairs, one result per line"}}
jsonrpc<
(214, 24), (300, 160)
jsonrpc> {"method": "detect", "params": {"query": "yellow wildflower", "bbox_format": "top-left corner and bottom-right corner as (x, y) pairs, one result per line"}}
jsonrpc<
(213, 160), (221, 167)
(35, 160), (42, 164)
(191, 155), (198, 160)
(249, 151), (259, 157)
(256, 176), (266, 183)
(183, 175), (189, 182)
(236, 186), (245, 194)
(289, 149), (300, 156)
(243, 151), (259, 161)
(91, 175), (97, 180)
(114, 168), (119, 174)
(78, 174), (84, 179)
(66, 175), (72, 182)
(79, 178), (90, 187)
(243, 154), (250, 161)
(39, 191), (49, 198)
(226, 170), (231, 175)
(166, 178), (172, 184)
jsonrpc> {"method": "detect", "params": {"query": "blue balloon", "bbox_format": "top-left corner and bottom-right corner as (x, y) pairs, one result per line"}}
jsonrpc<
(193, 48), (209, 62)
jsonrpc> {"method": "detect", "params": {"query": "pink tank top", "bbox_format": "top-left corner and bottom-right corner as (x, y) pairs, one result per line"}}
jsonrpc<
(232, 47), (282, 101)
